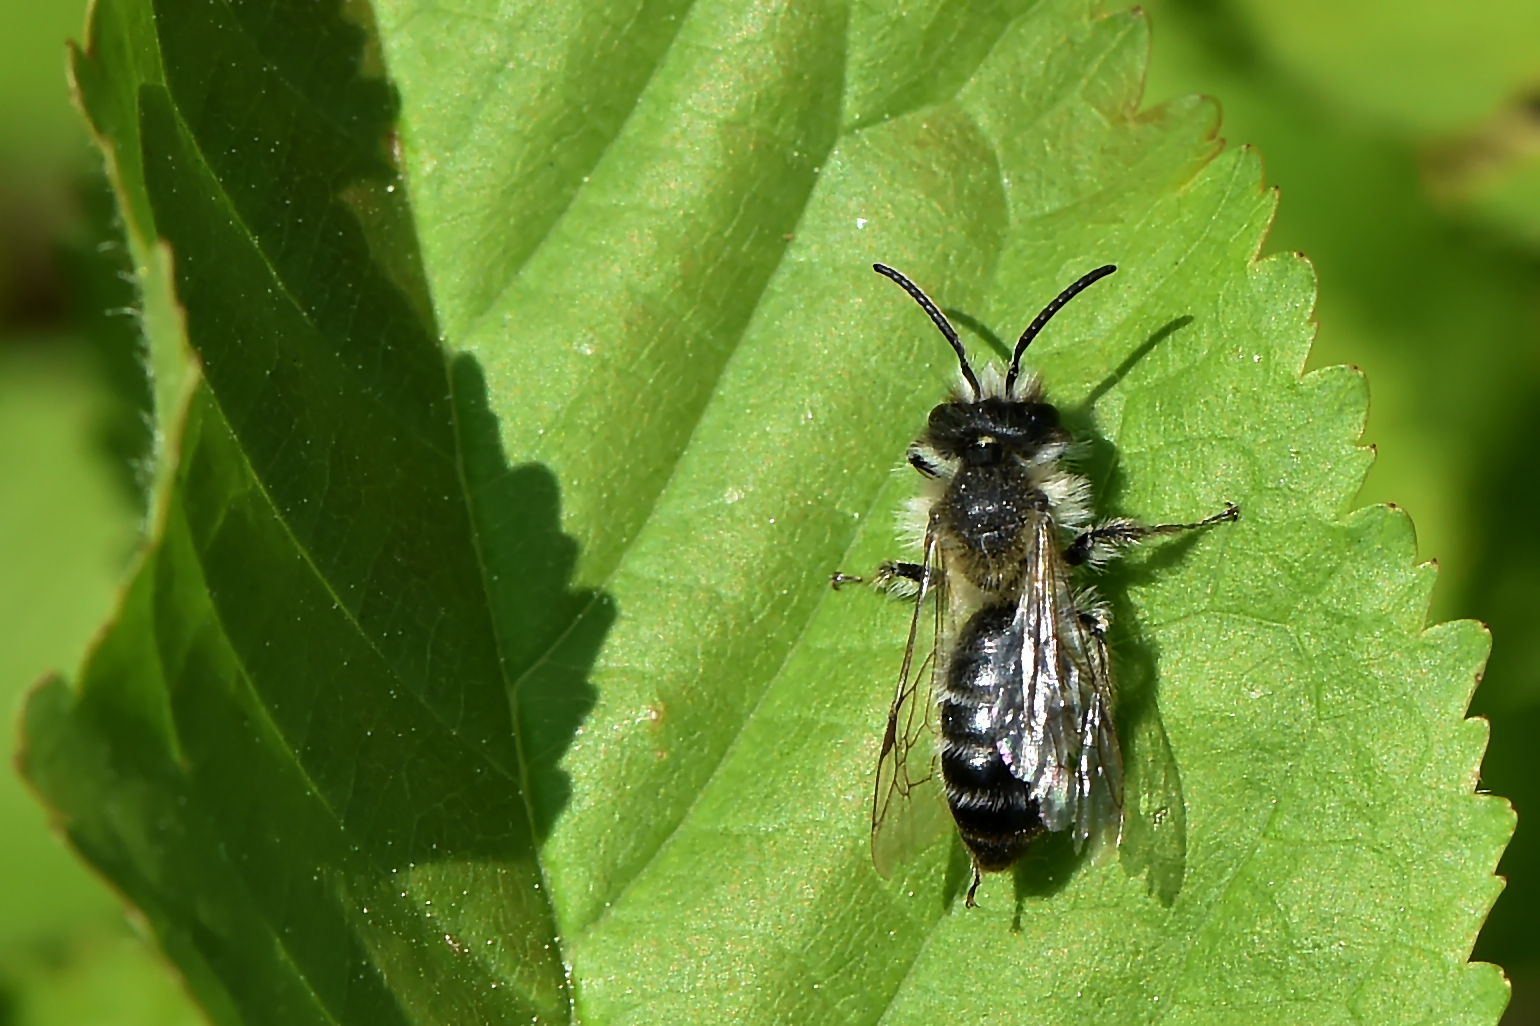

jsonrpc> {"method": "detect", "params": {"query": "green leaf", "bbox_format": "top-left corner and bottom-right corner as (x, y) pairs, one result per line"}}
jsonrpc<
(22, 0), (1513, 1022)
(1139, 2), (1540, 1005)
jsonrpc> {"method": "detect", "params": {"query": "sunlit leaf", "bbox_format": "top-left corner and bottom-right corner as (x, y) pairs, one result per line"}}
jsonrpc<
(22, 0), (1513, 1022)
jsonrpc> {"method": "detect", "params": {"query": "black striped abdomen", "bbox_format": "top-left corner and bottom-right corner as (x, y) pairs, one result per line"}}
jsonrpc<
(938, 602), (1044, 871)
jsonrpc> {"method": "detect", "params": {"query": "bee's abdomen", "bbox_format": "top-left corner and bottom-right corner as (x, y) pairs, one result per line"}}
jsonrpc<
(940, 745), (1042, 871)
(938, 603), (1044, 871)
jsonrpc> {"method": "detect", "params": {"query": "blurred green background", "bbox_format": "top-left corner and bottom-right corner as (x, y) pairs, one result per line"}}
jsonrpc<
(0, 0), (206, 1021)
(1, 0), (1536, 1022)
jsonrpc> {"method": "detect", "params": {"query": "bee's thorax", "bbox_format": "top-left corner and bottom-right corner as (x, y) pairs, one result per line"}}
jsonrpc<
(936, 462), (1048, 594)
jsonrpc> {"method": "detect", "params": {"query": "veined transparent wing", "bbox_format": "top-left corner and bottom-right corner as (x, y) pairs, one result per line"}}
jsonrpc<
(1118, 704), (1187, 903)
(996, 516), (1125, 853)
(870, 525), (953, 878)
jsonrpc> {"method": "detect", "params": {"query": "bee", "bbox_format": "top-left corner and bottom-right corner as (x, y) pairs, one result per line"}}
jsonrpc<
(834, 262), (1238, 907)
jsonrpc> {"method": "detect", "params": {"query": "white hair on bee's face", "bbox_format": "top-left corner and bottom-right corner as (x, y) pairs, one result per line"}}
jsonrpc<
(962, 363), (1045, 403)
(972, 363), (1006, 400)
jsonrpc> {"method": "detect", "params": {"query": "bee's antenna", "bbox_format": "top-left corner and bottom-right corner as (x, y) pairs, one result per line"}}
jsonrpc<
(873, 263), (981, 399)
(1006, 264), (1118, 396)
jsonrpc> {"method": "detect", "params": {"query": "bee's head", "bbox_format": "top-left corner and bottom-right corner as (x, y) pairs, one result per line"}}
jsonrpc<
(926, 396), (1061, 467)
(871, 260), (1118, 407)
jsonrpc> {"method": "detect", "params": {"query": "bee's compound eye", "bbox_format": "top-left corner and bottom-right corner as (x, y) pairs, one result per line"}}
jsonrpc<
(927, 401), (971, 439)
(995, 401), (1057, 443)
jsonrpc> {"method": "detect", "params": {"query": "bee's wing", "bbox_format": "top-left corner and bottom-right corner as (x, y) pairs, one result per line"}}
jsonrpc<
(1119, 706), (1187, 903)
(870, 524), (952, 878)
(997, 518), (1125, 853)
(1072, 599), (1124, 857)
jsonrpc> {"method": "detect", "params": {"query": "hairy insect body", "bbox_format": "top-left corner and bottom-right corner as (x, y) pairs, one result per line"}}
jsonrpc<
(846, 261), (1238, 908)
(922, 378), (1097, 878)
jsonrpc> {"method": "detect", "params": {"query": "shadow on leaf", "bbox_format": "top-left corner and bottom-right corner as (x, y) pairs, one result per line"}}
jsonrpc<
(450, 355), (616, 840)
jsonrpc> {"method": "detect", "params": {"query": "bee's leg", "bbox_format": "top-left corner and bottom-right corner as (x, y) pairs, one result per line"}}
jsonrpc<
(1078, 604), (1111, 640)
(965, 864), (983, 908)
(829, 560), (929, 593)
(907, 445), (945, 478)
(875, 561), (927, 587)
(1066, 502), (1238, 567)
